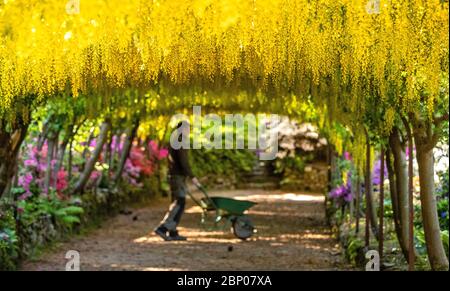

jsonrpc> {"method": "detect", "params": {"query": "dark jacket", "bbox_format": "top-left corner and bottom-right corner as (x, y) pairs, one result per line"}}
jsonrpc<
(168, 147), (194, 178)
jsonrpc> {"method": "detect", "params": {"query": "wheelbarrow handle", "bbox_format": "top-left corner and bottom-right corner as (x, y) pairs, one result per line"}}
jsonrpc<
(195, 184), (218, 209)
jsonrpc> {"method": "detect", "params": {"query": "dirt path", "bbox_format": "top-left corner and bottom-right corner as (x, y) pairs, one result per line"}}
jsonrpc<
(22, 189), (351, 271)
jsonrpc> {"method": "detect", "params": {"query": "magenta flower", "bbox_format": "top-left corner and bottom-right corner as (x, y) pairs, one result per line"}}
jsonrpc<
(405, 146), (416, 159)
(344, 152), (352, 160)
(158, 148), (169, 159)
(18, 173), (33, 193)
(24, 159), (37, 167)
(89, 138), (97, 148)
(89, 170), (101, 181)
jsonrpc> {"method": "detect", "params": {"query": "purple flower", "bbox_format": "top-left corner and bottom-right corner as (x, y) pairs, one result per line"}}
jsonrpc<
(89, 138), (97, 148)
(405, 146), (416, 158)
(18, 173), (33, 193)
(372, 159), (387, 185)
(24, 159), (37, 167)
(329, 172), (353, 203)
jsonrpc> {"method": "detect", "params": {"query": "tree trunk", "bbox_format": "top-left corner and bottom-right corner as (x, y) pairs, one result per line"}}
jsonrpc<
(386, 147), (410, 260)
(73, 120), (111, 194)
(0, 120), (29, 198)
(416, 145), (449, 270)
(389, 128), (414, 260)
(365, 132), (379, 240)
(109, 131), (119, 172)
(355, 175), (361, 234)
(80, 130), (95, 172)
(68, 138), (75, 182)
(402, 118), (416, 270)
(112, 120), (139, 184)
(379, 147), (385, 262)
(44, 138), (55, 194)
(410, 112), (449, 270)
(67, 120), (84, 182)
(54, 124), (74, 188)
(105, 132), (113, 176)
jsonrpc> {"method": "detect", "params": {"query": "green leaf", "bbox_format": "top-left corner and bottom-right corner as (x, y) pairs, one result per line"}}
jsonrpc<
(60, 215), (81, 225)
(61, 206), (84, 215)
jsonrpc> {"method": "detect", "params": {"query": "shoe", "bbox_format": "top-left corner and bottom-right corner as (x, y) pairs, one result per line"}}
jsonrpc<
(169, 234), (187, 241)
(169, 231), (187, 241)
(154, 227), (171, 241)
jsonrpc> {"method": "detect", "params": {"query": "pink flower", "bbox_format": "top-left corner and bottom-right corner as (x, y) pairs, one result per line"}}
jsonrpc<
(344, 152), (352, 160)
(148, 140), (168, 160)
(18, 173), (33, 193)
(89, 170), (101, 181)
(24, 159), (37, 167)
(56, 170), (68, 192)
(40, 143), (48, 159)
(158, 148), (169, 159)
(149, 140), (159, 153)
(89, 138), (97, 148)
(405, 146), (415, 158)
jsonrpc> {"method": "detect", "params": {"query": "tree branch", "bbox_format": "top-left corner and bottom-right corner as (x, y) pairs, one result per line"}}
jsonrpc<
(434, 112), (449, 127)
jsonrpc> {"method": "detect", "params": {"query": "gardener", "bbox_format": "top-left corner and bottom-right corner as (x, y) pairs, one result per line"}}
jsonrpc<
(154, 121), (201, 241)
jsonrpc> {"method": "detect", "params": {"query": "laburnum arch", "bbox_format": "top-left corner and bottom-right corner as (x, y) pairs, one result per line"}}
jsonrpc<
(0, 0), (448, 269)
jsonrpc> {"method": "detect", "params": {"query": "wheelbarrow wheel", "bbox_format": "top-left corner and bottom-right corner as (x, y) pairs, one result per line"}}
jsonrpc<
(232, 215), (255, 240)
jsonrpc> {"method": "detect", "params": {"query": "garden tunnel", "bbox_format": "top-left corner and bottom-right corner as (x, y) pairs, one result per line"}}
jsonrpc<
(0, 0), (448, 271)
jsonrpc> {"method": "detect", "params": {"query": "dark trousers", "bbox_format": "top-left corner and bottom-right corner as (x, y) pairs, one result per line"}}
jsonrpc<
(159, 175), (187, 232)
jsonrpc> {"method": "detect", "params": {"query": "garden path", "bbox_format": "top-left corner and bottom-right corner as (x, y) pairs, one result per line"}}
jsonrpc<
(22, 189), (352, 270)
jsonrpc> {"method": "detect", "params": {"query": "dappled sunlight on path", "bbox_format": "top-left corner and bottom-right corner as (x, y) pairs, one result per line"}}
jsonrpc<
(22, 189), (351, 271)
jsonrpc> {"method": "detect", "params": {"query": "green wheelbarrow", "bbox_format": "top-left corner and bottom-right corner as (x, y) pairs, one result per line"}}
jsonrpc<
(187, 185), (257, 240)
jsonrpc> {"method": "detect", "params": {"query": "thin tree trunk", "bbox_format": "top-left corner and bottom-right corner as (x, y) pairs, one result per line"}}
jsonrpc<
(54, 124), (74, 187)
(80, 130), (95, 172)
(349, 187), (354, 225)
(402, 118), (416, 271)
(44, 138), (55, 194)
(389, 128), (415, 260)
(51, 132), (60, 190)
(73, 120), (111, 194)
(386, 147), (409, 260)
(67, 119), (84, 183)
(37, 119), (52, 151)
(365, 191), (370, 247)
(105, 132), (113, 176)
(109, 131), (119, 173)
(112, 120), (139, 184)
(68, 138), (74, 182)
(355, 174), (361, 234)
(365, 131), (379, 240)
(379, 147), (385, 262)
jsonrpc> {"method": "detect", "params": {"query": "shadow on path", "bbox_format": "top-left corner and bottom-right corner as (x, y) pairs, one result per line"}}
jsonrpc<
(22, 189), (352, 271)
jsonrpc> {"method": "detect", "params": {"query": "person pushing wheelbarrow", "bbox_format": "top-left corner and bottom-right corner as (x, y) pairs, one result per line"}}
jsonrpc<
(154, 121), (201, 241)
